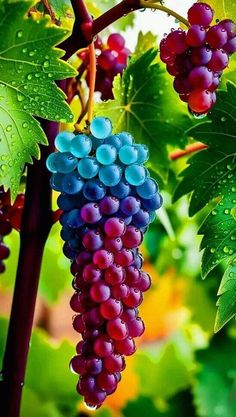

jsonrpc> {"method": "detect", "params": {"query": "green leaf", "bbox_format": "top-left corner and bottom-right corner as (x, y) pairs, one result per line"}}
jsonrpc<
(215, 257), (236, 332)
(193, 336), (236, 417)
(49, 0), (73, 23)
(134, 31), (158, 58)
(95, 49), (192, 181)
(0, 1), (76, 197)
(199, 193), (236, 278)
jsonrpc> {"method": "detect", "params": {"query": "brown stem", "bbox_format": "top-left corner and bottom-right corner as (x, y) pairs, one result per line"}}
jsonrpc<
(170, 142), (208, 161)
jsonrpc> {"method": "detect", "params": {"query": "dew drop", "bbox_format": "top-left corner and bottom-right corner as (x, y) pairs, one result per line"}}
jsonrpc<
(17, 30), (23, 38)
(223, 246), (229, 253)
(6, 125), (12, 132)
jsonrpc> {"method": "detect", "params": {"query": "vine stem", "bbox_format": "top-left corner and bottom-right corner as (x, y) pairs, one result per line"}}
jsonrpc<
(170, 142), (208, 161)
(140, 0), (190, 27)
(87, 42), (96, 124)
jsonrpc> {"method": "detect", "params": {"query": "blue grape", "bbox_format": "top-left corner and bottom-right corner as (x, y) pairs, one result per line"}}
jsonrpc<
(46, 153), (59, 173)
(99, 165), (122, 187)
(142, 194), (163, 211)
(60, 211), (70, 226)
(62, 172), (84, 195)
(67, 209), (85, 228)
(125, 165), (147, 186)
(54, 152), (78, 174)
(60, 225), (75, 241)
(120, 196), (140, 216)
(50, 173), (64, 191)
(96, 144), (117, 165)
(77, 157), (100, 179)
(119, 145), (138, 164)
(136, 178), (158, 199)
(57, 194), (80, 211)
(63, 242), (77, 259)
(70, 134), (92, 158)
(116, 210), (132, 225)
(110, 180), (131, 199)
(83, 179), (106, 201)
(55, 131), (75, 152)
(69, 238), (83, 251)
(105, 135), (122, 150)
(117, 132), (133, 146)
(90, 117), (112, 139)
(134, 144), (149, 164)
(132, 209), (150, 228)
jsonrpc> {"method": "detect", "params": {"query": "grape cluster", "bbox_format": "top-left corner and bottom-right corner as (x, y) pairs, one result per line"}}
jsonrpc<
(47, 117), (163, 408)
(79, 34), (130, 100)
(0, 188), (24, 273)
(160, 2), (236, 115)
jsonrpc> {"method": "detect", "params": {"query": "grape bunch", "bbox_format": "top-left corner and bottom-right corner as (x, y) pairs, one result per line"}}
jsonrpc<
(160, 2), (236, 115)
(47, 117), (163, 408)
(79, 34), (130, 100)
(0, 188), (24, 273)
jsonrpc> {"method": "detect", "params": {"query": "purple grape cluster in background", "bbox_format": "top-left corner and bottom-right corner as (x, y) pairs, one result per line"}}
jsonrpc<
(47, 117), (162, 408)
(160, 2), (236, 115)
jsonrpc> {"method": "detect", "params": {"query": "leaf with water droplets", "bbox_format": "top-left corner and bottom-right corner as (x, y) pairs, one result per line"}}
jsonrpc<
(0, 0), (76, 198)
(215, 256), (236, 332)
(95, 48), (193, 181)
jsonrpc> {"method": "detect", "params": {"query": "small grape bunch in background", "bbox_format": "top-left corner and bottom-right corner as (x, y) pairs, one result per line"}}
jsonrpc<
(47, 117), (162, 408)
(0, 188), (24, 273)
(160, 2), (236, 115)
(79, 34), (130, 100)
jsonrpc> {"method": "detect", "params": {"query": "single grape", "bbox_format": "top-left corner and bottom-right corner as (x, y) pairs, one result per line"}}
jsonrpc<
(188, 89), (213, 113)
(83, 179), (106, 201)
(124, 265), (140, 286)
(114, 249), (134, 267)
(209, 73), (220, 91)
(73, 315), (86, 333)
(80, 203), (102, 224)
(206, 24), (228, 49)
(125, 165), (147, 186)
(104, 218), (126, 238)
(191, 46), (212, 65)
(70, 355), (87, 374)
(223, 37), (236, 54)
(90, 117), (113, 139)
(46, 153), (59, 173)
(123, 288), (143, 308)
(114, 337), (135, 356)
(83, 263), (102, 283)
(67, 209), (84, 228)
(93, 249), (114, 269)
(117, 132), (133, 146)
(142, 193), (163, 211)
(136, 178), (158, 199)
(119, 145), (138, 164)
(99, 195), (120, 215)
(55, 131), (75, 152)
(97, 371), (117, 391)
(111, 283), (130, 299)
(120, 196), (140, 216)
(96, 144), (117, 165)
(62, 172), (84, 195)
(104, 353), (125, 373)
(186, 24), (206, 46)
(219, 19), (236, 39)
(90, 282), (111, 303)
(188, 66), (213, 89)
(0, 243), (10, 260)
(108, 33), (125, 52)
(54, 152), (78, 174)
(159, 38), (175, 64)
(208, 49), (229, 71)
(107, 318), (128, 341)
(77, 157), (100, 179)
(122, 226), (142, 249)
(173, 76), (192, 94)
(137, 272), (151, 292)
(117, 47), (130, 65)
(100, 298), (123, 319)
(105, 264), (125, 285)
(127, 317), (145, 337)
(82, 230), (103, 251)
(70, 134), (92, 158)
(110, 180), (131, 199)
(188, 3), (214, 27)
(83, 307), (104, 327)
(105, 135), (122, 150)
(78, 376), (96, 395)
(50, 173), (64, 191)
(94, 335), (114, 357)
(104, 236), (123, 252)
(99, 164), (122, 186)
(165, 29), (188, 54)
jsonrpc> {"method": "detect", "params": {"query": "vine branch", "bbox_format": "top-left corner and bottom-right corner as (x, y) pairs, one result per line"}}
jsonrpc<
(170, 142), (208, 161)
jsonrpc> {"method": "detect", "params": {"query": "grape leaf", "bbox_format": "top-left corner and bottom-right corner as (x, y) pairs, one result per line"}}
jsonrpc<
(134, 31), (158, 58)
(48, 0), (73, 23)
(173, 82), (236, 329)
(95, 49), (192, 181)
(215, 257), (236, 332)
(0, 0), (76, 198)
(193, 336), (236, 417)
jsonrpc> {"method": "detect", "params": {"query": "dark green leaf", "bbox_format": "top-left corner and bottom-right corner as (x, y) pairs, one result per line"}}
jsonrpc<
(0, 1), (76, 197)
(95, 49), (192, 181)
